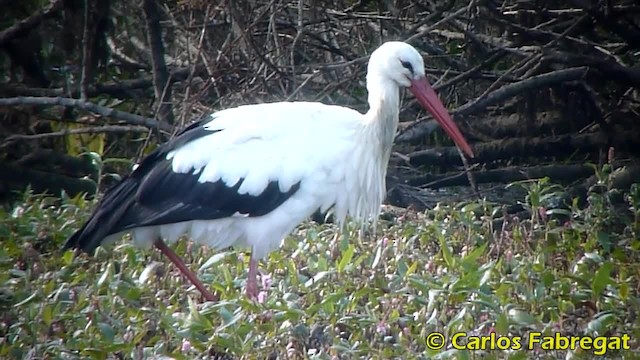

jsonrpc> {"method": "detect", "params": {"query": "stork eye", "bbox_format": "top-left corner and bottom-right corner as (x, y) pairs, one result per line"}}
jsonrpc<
(400, 60), (414, 74)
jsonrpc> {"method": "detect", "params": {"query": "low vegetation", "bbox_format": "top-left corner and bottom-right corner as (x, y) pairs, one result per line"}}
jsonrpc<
(1, 171), (639, 359)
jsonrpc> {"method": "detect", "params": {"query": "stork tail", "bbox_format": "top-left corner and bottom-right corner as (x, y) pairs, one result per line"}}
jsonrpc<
(63, 177), (137, 252)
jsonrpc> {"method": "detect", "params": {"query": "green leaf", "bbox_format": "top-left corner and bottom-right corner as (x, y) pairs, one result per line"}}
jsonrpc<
(545, 208), (571, 217)
(62, 250), (75, 266)
(460, 242), (487, 270)
(440, 235), (455, 268)
(586, 312), (616, 335)
(619, 282), (629, 300)
(13, 292), (38, 307)
(496, 312), (509, 334)
(42, 303), (53, 326)
(405, 261), (418, 277)
(337, 244), (355, 273)
(592, 262), (613, 297)
(218, 309), (244, 331)
(304, 271), (332, 288)
(97, 262), (113, 288)
(371, 243), (383, 268)
(98, 322), (115, 343)
(447, 307), (466, 329)
(508, 309), (536, 326)
(199, 252), (229, 272)
(596, 231), (613, 252)
(397, 258), (408, 277)
(138, 261), (162, 284)
(81, 349), (107, 360)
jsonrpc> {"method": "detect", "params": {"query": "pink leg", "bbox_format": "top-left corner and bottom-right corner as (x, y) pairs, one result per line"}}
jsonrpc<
(246, 257), (259, 299)
(154, 238), (218, 302)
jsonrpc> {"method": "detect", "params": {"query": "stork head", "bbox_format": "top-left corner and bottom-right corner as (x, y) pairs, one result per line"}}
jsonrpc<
(367, 42), (474, 158)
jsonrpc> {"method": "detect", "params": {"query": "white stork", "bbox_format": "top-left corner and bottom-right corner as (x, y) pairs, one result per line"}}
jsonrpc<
(64, 41), (474, 301)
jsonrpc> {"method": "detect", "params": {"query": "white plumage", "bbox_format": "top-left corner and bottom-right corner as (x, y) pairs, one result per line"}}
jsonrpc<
(66, 41), (474, 301)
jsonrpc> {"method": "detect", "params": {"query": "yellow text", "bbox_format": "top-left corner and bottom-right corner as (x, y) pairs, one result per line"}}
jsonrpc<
(528, 332), (631, 355)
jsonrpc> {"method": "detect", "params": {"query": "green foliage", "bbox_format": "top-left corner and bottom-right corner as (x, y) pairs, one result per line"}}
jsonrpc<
(1, 178), (639, 359)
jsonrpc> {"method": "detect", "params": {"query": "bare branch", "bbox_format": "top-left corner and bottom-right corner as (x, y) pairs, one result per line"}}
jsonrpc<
(0, 97), (172, 132)
(80, 0), (91, 100)
(0, 65), (205, 99)
(454, 67), (589, 117)
(433, 51), (506, 91)
(143, 0), (175, 125)
(3, 125), (148, 145)
(0, 0), (64, 45)
(407, 164), (595, 188)
(178, 5), (211, 128)
(409, 131), (639, 167)
(406, 6), (470, 43)
(0, 162), (97, 197)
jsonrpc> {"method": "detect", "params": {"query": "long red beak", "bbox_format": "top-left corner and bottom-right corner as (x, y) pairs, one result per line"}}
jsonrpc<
(409, 77), (474, 158)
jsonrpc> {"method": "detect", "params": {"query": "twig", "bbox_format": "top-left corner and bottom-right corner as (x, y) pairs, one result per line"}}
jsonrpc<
(342, 0), (365, 13)
(0, 162), (97, 197)
(568, 0), (640, 49)
(325, 9), (416, 21)
(472, 52), (541, 106)
(80, 0), (91, 100)
(410, 164), (595, 189)
(0, 0), (64, 45)
(426, 67), (517, 82)
(107, 36), (149, 70)
(290, 0), (306, 92)
(179, 5), (211, 128)
(226, 1), (285, 77)
(458, 146), (480, 199)
(454, 67), (589, 117)
(3, 125), (148, 144)
(419, 163), (480, 188)
(406, 6), (470, 43)
(408, 131), (639, 167)
(433, 51), (506, 91)
(286, 71), (320, 101)
(143, 0), (175, 125)
(488, 12), (601, 48)
(15, 149), (95, 176)
(0, 96), (172, 132)
(544, 14), (590, 48)
(0, 65), (205, 99)
(311, 55), (370, 70)
(512, 53), (544, 78)
(396, 120), (440, 143)
(544, 51), (640, 87)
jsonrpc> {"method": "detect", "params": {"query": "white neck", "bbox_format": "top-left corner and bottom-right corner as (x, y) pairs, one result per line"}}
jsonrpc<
(364, 74), (400, 164)
(339, 74), (400, 227)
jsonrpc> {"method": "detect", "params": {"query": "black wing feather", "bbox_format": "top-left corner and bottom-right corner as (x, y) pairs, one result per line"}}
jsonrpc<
(64, 117), (301, 253)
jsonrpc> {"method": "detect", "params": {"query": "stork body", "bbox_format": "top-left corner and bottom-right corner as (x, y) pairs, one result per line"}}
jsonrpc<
(65, 42), (473, 301)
